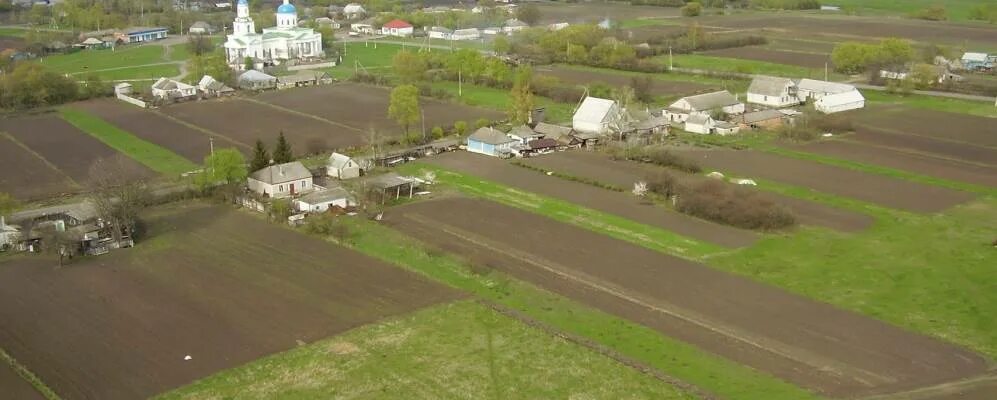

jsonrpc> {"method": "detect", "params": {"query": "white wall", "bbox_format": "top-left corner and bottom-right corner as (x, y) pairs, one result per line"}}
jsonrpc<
(248, 177), (314, 198)
(816, 100), (864, 114)
(747, 93), (796, 108)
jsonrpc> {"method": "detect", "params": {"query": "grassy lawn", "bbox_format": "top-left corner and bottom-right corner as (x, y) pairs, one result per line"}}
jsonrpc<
(620, 18), (678, 29)
(430, 80), (575, 124)
(864, 90), (997, 118)
(157, 301), (695, 399)
(39, 44), (166, 75)
(660, 54), (844, 80)
(59, 108), (198, 176)
(78, 64), (181, 81)
(0, 27), (29, 38)
(825, 0), (995, 22)
(374, 36), (491, 50)
(329, 41), (409, 79)
(277, 207), (819, 400)
(556, 64), (749, 93)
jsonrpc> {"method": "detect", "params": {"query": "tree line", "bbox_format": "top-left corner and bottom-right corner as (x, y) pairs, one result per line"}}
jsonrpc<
(0, 62), (111, 110)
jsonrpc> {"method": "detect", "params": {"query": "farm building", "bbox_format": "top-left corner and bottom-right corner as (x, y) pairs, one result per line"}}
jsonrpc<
(504, 18), (528, 33)
(277, 70), (332, 89)
(533, 123), (579, 148)
(79, 37), (108, 49)
(122, 27), (169, 43)
(633, 115), (670, 136)
(294, 185), (355, 213)
(684, 114), (715, 134)
(467, 127), (517, 157)
(382, 19), (414, 37)
(453, 28), (481, 40)
(151, 77), (197, 100)
(428, 26), (453, 39)
(189, 21), (215, 34)
(815, 89), (865, 114)
(747, 76), (799, 108)
(572, 96), (619, 135)
(3, 201), (133, 255)
(238, 70), (278, 90)
(351, 20), (375, 34)
(665, 90), (744, 122)
(364, 173), (420, 204)
(961, 52), (994, 71)
(327, 152), (361, 179)
(343, 3), (366, 18)
(483, 27), (502, 35)
(248, 161), (314, 198)
(314, 17), (341, 29)
(796, 79), (855, 101)
(524, 138), (559, 156)
(508, 124), (544, 144)
(738, 109), (784, 129)
(197, 75), (235, 97)
(714, 121), (740, 135)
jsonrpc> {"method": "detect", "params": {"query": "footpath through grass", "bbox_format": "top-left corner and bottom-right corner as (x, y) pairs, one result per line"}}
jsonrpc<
(59, 108), (197, 176)
(158, 301), (694, 399)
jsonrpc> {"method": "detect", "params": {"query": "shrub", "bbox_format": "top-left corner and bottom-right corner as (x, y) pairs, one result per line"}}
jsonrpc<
(682, 2), (702, 16)
(645, 170), (682, 198)
(475, 118), (491, 128)
(454, 120), (468, 135)
(431, 126), (445, 139)
(910, 5), (947, 21)
(676, 180), (796, 230)
(643, 147), (702, 173)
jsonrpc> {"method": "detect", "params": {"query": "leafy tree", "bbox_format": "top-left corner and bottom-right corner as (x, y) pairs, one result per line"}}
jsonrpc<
(269, 198), (293, 221)
(244, 56), (255, 71)
(682, 2), (702, 17)
(272, 132), (293, 164)
(874, 38), (914, 68)
(187, 34), (214, 56)
(508, 66), (534, 125)
(831, 42), (875, 74)
(921, 43), (951, 63)
(202, 148), (248, 187)
(475, 118), (490, 129)
(909, 63), (939, 89)
(388, 84), (421, 134)
(492, 35), (510, 54)
(392, 49), (428, 83)
(631, 75), (655, 103)
(968, 4), (997, 23)
(250, 139), (270, 172)
(189, 55), (235, 86)
(0, 63), (79, 109)
(515, 3), (541, 25)
(80, 73), (111, 99)
(454, 120), (468, 136)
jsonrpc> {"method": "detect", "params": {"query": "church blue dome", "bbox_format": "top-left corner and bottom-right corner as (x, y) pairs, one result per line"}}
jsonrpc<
(277, 2), (296, 14)
(238, 0), (247, 4)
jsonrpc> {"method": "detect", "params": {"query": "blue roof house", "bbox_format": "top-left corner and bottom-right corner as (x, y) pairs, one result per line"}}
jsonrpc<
(124, 27), (168, 43)
(467, 127), (517, 158)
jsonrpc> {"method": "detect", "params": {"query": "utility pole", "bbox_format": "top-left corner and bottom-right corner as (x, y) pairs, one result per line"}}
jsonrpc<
(209, 137), (215, 156)
(668, 46), (673, 71)
(421, 109), (426, 141)
(824, 62), (828, 81)
(458, 66), (462, 97)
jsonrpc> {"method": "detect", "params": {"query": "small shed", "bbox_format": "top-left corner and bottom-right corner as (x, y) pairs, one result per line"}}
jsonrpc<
(452, 28), (481, 40)
(685, 114), (715, 134)
(815, 90), (865, 114)
(197, 75), (235, 97)
(527, 138), (558, 154)
(714, 121), (740, 136)
(327, 152), (361, 179)
(633, 116), (670, 136)
(428, 26), (453, 39)
(738, 109), (784, 129)
(277, 70), (332, 89)
(365, 173), (418, 204)
(80, 37), (107, 49)
(238, 70), (278, 90)
(508, 124), (543, 144)
(467, 127), (517, 157)
(189, 21), (215, 34)
(295, 185), (356, 213)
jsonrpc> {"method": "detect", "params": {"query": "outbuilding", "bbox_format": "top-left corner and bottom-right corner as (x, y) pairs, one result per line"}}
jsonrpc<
(247, 161), (314, 198)
(327, 152), (361, 179)
(452, 28), (481, 40)
(382, 19), (414, 37)
(123, 27), (168, 43)
(503, 18), (528, 33)
(364, 173), (419, 204)
(572, 96), (618, 135)
(796, 79), (855, 101)
(747, 76), (799, 108)
(151, 77), (197, 100)
(684, 114), (715, 134)
(237, 69), (278, 90)
(294, 185), (355, 213)
(961, 52), (993, 71)
(189, 21), (215, 35)
(198, 75), (235, 97)
(343, 3), (366, 18)
(467, 127), (517, 157)
(738, 109), (784, 129)
(815, 89), (865, 114)
(507, 124), (543, 144)
(428, 26), (453, 39)
(666, 90), (744, 122)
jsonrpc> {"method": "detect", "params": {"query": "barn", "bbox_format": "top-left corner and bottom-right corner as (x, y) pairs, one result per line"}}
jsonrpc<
(815, 90), (865, 114)
(572, 96), (618, 135)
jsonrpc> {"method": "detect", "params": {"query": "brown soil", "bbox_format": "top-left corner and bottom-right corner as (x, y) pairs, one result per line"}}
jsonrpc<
(257, 83), (504, 136)
(850, 127), (997, 167)
(536, 2), (681, 24)
(389, 197), (988, 399)
(425, 152), (759, 248)
(0, 114), (154, 185)
(0, 36), (24, 51)
(701, 46), (831, 69)
(0, 203), (461, 400)
(160, 97), (366, 153)
(73, 99), (247, 161)
(669, 148), (974, 212)
(522, 151), (874, 232)
(0, 363), (44, 400)
(0, 134), (75, 200)
(852, 106), (997, 148)
(535, 65), (715, 97)
(794, 140), (997, 187)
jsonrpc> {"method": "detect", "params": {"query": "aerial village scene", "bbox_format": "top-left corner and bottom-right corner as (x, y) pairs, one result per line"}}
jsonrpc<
(0, 0), (995, 398)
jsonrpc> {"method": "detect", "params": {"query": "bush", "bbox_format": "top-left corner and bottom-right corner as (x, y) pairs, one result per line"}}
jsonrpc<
(682, 2), (702, 16)
(475, 118), (491, 128)
(645, 170), (682, 198)
(431, 126), (445, 139)
(643, 147), (702, 173)
(454, 120), (468, 135)
(910, 5), (947, 21)
(676, 180), (796, 230)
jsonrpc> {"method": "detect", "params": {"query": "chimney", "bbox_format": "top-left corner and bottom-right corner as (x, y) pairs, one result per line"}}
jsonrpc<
(279, 164), (285, 176)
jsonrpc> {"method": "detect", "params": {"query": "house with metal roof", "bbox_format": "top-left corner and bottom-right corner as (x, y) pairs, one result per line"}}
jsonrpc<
(294, 184), (355, 213)
(247, 161), (314, 198)
(508, 125), (544, 144)
(961, 52), (994, 71)
(123, 27), (169, 43)
(684, 114), (715, 134)
(572, 96), (619, 135)
(197, 75), (235, 97)
(467, 127), (517, 157)
(151, 77), (197, 100)
(428, 26), (453, 39)
(747, 76), (799, 108)
(327, 152), (361, 179)
(665, 90), (744, 122)
(504, 18), (528, 33)
(815, 89), (865, 114)
(237, 69), (278, 90)
(453, 28), (481, 40)
(382, 19), (414, 37)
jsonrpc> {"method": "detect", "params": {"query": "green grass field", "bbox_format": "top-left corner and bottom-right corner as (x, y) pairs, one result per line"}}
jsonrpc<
(661, 53), (844, 80)
(329, 41), (409, 79)
(157, 301), (695, 399)
(0, 27), (29, 38)
(864, 90), (997, 118)
(826, 0), (997, 22)
(59, 108), (198, 176)
(39, 44), (166, 75)
(79, 64), (181, 81)
(430, 80), (575, 124)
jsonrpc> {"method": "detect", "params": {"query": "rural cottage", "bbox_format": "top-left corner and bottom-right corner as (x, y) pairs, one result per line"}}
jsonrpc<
(747, 76), (799, 108)
(572, 96), (619, 135)
(467, 127), (517, 157)
(666, 90), (744, 122)
(327, 152), (361, 179)
(247, 161), (314, 198)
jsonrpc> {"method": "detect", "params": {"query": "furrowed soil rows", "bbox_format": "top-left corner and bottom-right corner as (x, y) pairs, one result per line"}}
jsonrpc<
(0, 133), (75, 200)
(670, 148), (973, 212)
(794, 140), (997, 187)
(425, 152), (758, 248)
(701, 46), (830, 69)
(257, 83), (503, 135)
(389, 197), (988, 399)
(0, 203), (461, 400)
(536, 2), (680, 24)
(73, 99), (246, 161)
(853, 106), (997, 148)
(0, 363), (45, 400)
(160, 97), (364, 152)
(850, 127), (997, 167)
(535, 66), (715, 97)
(0, 114), (154, 184)
(522, 151), (874, 232)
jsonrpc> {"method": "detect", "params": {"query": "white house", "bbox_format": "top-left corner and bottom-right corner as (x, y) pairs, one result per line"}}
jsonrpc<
(247, 161), (314, 198)
(483, 27), (503, 35)
(746, 76), (799, 108)
(508, 125), (544, 144)
(382, 19), (414, 37)
(572, 96), (619, 135)
(815, 90), (865, 114)
(351, 20), (375, 34)
(549, 22), (569, 31)
(467, 127), (517, 157)
(428, 26), (452, 39)
(504, 18), (528, 33)
(294, 185), (355, 213)
(343, 3), (366, 18)
(327, 152), (361, 179)
(197, 75), (235, 97)
(666, 90), (744, 122)
(796, 79), (855, 101)
(189, 21), (215, 34)
(452, 28), (481, 40)
(151, 77), (197, 100)
(684, 114), (715, 134)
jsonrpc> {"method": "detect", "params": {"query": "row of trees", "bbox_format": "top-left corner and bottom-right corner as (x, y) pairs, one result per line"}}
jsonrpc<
(830, 38), (913, 75)
(0, 63), (111, 110)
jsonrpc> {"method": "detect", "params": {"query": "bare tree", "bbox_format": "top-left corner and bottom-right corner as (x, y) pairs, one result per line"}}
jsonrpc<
(632, 181), (648, 198)
(88, 156), (149, 244)
(39, 227), (76, 267)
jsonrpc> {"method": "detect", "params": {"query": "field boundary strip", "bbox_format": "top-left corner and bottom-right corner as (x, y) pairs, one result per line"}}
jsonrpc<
(0, 347), (61, 400)
(147, 110), (253, 151)
(476, 299), (720, 400)
(58, 108), (198, 176)
(405, 212), (892, 388)
(240, 97), (366, 133)
(0, 131), (80, 189)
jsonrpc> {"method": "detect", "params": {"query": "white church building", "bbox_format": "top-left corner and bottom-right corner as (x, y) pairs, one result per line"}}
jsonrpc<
(223, 0), (323, 69)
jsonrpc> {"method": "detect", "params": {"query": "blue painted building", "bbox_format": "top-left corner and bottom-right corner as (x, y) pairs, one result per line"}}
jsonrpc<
(961, 52), (995, 71)
(124, 27), (169, 43)
(467, 127), (517, 158)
